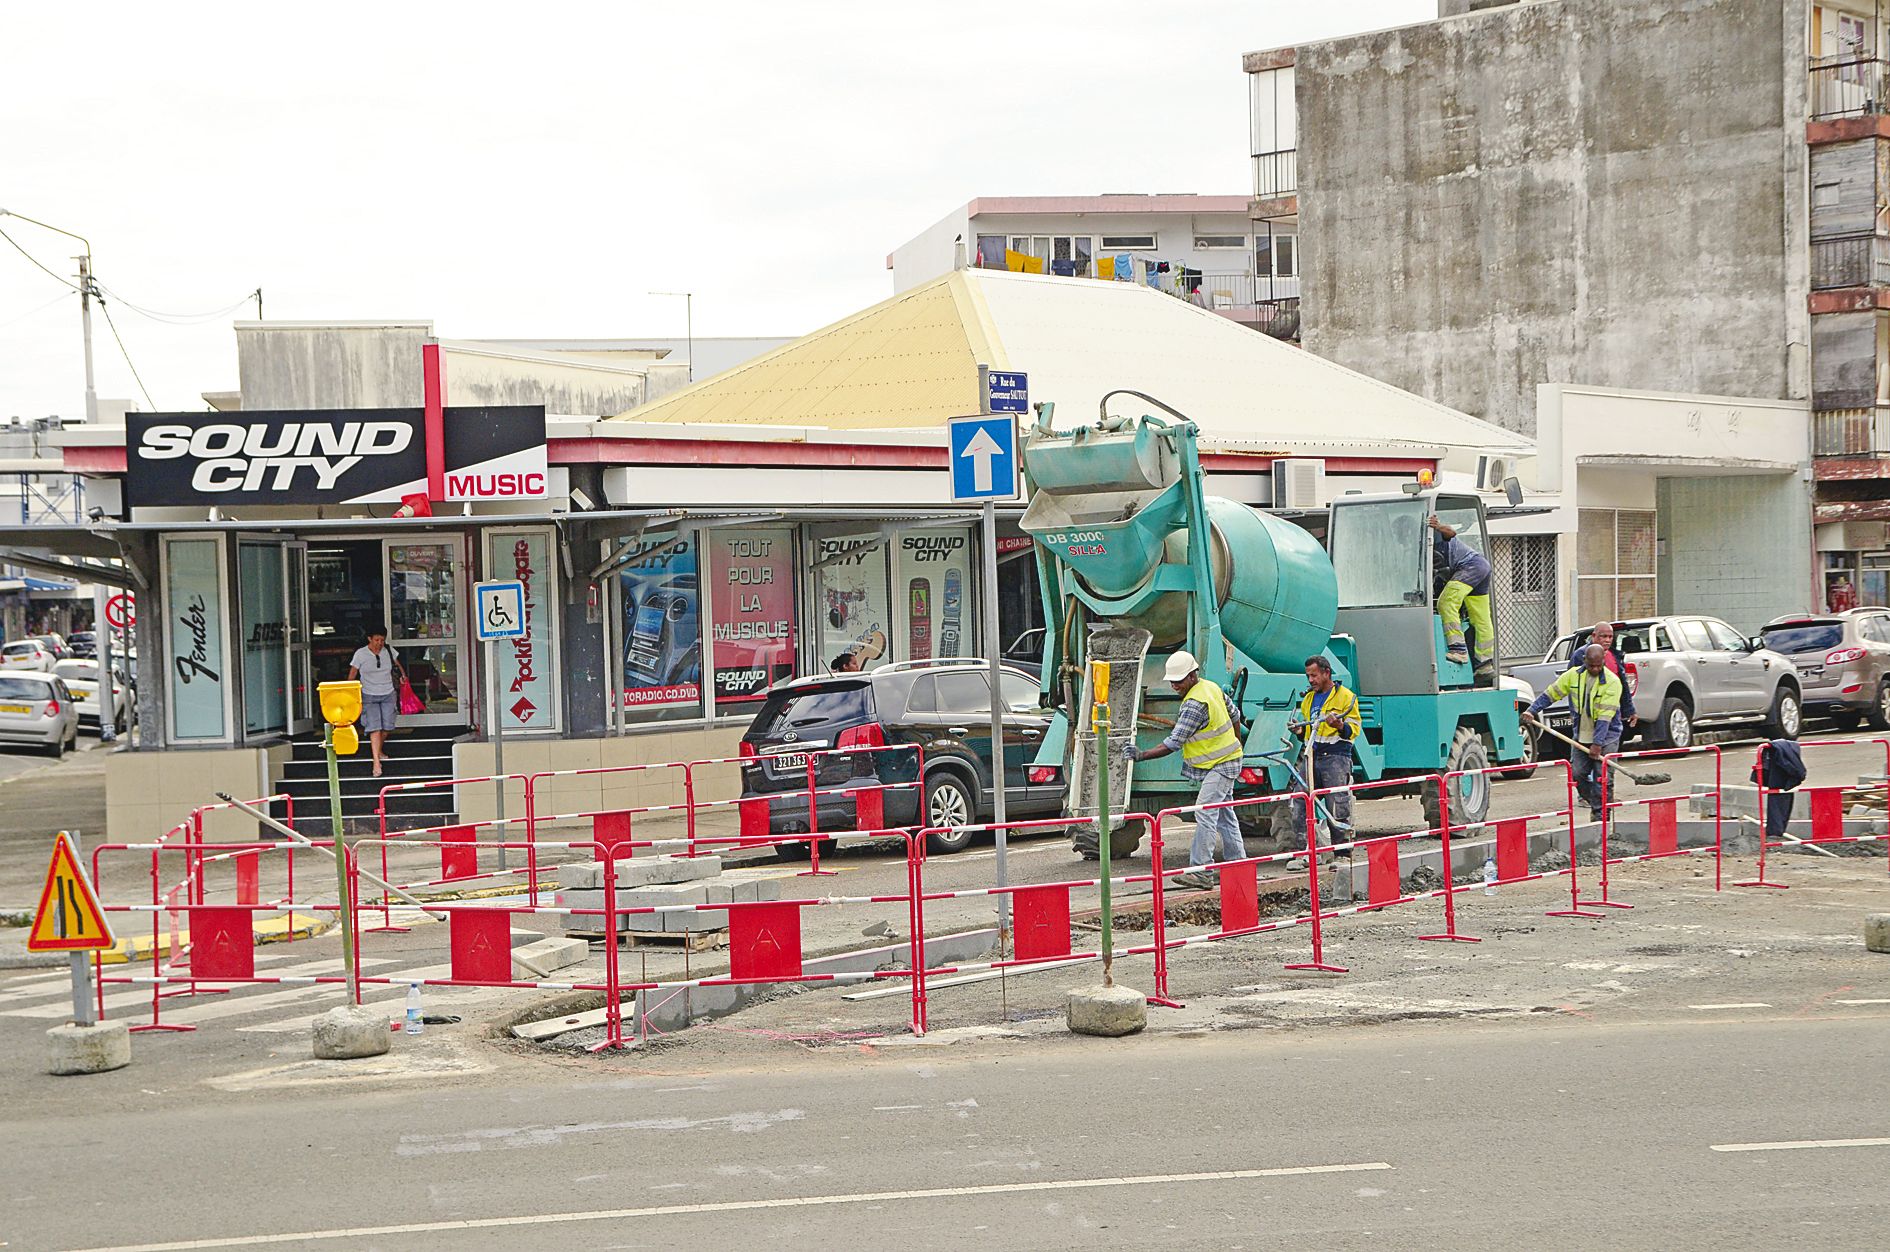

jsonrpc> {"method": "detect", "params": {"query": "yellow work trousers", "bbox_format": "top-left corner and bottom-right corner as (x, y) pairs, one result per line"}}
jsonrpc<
(1437, 581), (1494, 663)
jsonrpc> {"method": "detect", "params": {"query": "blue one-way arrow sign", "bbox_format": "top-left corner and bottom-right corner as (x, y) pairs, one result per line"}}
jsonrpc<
(947, 415), (1019, 502)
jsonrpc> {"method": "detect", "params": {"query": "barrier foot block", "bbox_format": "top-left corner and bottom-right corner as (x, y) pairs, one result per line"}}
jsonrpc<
(159, 987), (230, 1000)
(1546, 907), (1607, 919)
(796, 868), (838, 878)
(128, 1024), (196, 1033)
(1576, 898), (1634, 909)
(1731, 879), (1790, 890)
(1147, 995), (1186, 1009)
(1284, 961), (1349, 972)
(585, 1036), (631, 1053)
(1417, 933), (1481, 943)
(364, 925), (413, 933)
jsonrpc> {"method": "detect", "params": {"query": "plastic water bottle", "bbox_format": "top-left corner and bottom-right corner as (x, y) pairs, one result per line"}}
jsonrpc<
(1482, 857), (1498, 896)
(404, 982), (424, 1035)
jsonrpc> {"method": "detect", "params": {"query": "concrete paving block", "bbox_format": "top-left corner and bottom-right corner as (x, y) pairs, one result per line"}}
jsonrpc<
(512, 937), (589, 978)
(46, 1020), (131, 1075)
(556, 855), (723, 892)
(311, 1006), (391, 1059)
(658, 904), (728, 933)
(1067, 984), (1147, 1037)
(734, 877), (786, 903)
(702, 881), (735, 905)
(1867, 914), (1890, 954)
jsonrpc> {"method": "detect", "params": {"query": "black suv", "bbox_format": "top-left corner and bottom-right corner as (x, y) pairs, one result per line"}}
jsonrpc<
(738, 660), (1063, 855)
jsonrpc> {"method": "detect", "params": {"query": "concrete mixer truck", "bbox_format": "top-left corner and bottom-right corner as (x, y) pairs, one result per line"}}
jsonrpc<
(1021, 394), (1527, 857)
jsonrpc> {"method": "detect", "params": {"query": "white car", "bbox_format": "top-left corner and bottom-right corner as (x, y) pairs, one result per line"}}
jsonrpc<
(0, 672), (80, 756)
(1, 640), (57, 673)
(53, 660), (128, 734)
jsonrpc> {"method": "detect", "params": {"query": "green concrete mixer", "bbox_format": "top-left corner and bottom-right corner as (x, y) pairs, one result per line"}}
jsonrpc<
(1021, 393), (1527, 857)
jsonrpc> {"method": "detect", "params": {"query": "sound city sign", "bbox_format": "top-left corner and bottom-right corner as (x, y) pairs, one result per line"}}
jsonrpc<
(125, 406), (548, 507)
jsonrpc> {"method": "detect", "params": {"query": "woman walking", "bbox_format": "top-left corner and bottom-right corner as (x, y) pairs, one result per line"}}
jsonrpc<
(347, 628), (407, 777)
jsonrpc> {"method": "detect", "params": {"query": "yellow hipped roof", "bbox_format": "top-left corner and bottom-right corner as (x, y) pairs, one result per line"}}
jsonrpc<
(608, 269), (1530, 455)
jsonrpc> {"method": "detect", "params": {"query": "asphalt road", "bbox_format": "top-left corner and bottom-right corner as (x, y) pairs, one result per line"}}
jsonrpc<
(8, 1012), (1887, 1251)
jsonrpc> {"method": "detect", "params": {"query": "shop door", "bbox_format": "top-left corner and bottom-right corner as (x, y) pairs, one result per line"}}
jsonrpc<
(285, 542), (316, 734)
(383, 540), (466, 727)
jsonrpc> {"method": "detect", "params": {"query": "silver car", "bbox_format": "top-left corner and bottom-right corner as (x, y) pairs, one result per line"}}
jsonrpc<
(1758, 610), (1890, 729)
(0, 671), (80, 757)
(1513, 616), (1802, 750)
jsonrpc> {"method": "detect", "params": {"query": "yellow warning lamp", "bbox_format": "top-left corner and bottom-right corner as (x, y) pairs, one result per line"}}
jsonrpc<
(331, 725), (360, 756)
(1417, 467), (1436, 487)
(1088, 659), (1111, 733)
(317, 680), (362, 727)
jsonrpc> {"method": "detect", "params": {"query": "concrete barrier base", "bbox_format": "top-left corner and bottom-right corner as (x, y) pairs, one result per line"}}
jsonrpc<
(312, 1005), (392, 1059)
(1867, 914), (1890, 954)
(1067, 984), (1147, 1037)
(46, 1020), (131, 1075)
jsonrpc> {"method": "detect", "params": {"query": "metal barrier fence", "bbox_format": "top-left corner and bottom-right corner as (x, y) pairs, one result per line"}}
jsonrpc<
(1737, 737), (1890, 890)
(1596, 745), (1725, 904)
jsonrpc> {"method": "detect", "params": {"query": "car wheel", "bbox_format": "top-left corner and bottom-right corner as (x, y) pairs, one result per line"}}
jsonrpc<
(1421, 727), (1492, 830)
(1870, 681), (1890, 732)
(1765, 686), (1802, 741)
(1657, 697), (1693, 750)
(923, 773), (977, 855)
(42, 735), (64, 759)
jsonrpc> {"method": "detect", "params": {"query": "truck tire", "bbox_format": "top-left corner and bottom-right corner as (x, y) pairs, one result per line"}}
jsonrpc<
(1421, 727), (1492, 831)
(1070, 815), (1146, 860)
(1764, 685), (1802, 741)
(1656, 696), (1693, 750)
(1239, 800), (1302, 854)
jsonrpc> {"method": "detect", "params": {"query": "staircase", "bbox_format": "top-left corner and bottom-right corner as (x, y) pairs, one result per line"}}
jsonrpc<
(274, 724), (468, 836)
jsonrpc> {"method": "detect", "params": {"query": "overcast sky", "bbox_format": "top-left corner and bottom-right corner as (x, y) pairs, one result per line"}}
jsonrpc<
(1, 1), (1431, 420)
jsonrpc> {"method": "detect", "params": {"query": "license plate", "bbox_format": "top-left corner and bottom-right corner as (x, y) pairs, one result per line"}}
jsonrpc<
(765, 752), (809, 773)
(69, 687), (93, 699)
(0, 703), (29, 715)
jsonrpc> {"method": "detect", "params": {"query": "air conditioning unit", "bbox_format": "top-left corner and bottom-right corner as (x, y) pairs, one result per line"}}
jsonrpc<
(1475, 454), (1514, 492)
(1271, 457), (1328, 509)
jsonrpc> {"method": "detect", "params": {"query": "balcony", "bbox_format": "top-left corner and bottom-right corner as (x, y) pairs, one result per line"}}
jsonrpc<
(1814, 407), (1890, 457)
(1811, 55), (1889, 121)
(1152, 272), (1301, 340)
(1253, 149), (1297, 199)
(1812, 233), (1890, 288)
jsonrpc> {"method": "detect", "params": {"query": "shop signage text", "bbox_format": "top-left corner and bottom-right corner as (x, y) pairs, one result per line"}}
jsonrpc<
(127, 407), (547, 507)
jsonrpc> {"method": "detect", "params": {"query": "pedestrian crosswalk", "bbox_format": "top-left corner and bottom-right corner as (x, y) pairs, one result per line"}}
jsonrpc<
(0, 951), (509, 1034)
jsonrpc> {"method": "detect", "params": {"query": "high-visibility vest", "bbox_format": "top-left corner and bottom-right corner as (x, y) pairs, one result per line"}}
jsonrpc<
(1180, 678), (1243, 770)
(1296, 683), (1360, 744)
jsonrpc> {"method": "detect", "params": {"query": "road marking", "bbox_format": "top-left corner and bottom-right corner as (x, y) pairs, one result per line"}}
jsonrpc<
(1710, 1138), (1890, 1153)
(872, 1104), (922, 1111)
(1835, 998), (1890, 1006)
(1687, 1003), (1771, 1011)
(71, 1162), (1394, 1250)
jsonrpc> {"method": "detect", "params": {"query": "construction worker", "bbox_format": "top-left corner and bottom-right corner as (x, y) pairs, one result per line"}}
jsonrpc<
(1427, 514), (1494, 677)
(1122, 650), (1244, 890)
(1292, 655), (1362, 847)
(1523, 643), (1623, 823)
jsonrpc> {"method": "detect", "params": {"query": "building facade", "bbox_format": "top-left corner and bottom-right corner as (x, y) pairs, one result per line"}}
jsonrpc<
(888, 195), (1300, 340)
(1245, 0), (1826, 628)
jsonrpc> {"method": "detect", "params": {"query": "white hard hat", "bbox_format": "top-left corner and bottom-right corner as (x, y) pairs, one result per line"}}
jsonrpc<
(1163, 651), (1199, 682)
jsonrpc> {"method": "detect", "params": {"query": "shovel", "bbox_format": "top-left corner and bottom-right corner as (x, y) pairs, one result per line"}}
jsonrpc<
(1525, 718), (1672, 786)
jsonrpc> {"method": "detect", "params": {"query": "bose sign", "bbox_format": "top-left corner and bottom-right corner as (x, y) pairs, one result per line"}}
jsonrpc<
(125, 406), (548, 507)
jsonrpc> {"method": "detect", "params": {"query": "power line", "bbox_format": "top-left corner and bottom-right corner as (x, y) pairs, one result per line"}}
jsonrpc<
(98, 284), (259, 325)
(96, 298), (157, 410)
(0, 226), (81, 292)
(0, 289), (74, 331)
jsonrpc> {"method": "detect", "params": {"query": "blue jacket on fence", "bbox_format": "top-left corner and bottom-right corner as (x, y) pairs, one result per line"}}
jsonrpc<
(1750, 738), (1807, 837)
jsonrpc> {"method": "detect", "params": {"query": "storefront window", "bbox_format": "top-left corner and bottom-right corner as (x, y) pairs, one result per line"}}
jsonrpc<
(487, 529), (560, 733)
(811, 529), (891, 673)
(387, 542), (462, 720)
(238, 542), (288, 737)
(892, 527), (977, 661)
(618, 530), (703, 723)
(708, 527), (797, 714)
(164, 537), (229, 742)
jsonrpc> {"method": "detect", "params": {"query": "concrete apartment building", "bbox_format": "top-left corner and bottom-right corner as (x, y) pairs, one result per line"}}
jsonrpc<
(1243, 0), (1857, 627)
(888, 195), (1302, 340)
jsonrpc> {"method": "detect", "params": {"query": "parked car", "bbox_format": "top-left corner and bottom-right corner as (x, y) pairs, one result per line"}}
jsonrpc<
(739, 658), (1059, 856)
(1511, 616), (1801, 750)
(31, 634), (71, 660)
(53, 659), (128, 734)
(66, 631), (97, 659)
(1, 640), (57, 673)
(1757, 609), (1890, 730)
(1001, 628), (1045, 678)
(0, 672), (79, 757)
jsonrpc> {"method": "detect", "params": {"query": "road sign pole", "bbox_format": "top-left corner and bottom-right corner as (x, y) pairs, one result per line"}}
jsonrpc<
(60, 831), (96, 1025)
(983, 499), (1010, 945)
(490, 639), (507, 870)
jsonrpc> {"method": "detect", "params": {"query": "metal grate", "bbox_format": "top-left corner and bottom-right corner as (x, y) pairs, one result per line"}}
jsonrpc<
(1493, 534), (1557, 662)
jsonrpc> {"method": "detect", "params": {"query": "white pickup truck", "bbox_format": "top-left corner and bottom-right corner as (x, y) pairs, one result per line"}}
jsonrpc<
(1511, 616), (1802, 750)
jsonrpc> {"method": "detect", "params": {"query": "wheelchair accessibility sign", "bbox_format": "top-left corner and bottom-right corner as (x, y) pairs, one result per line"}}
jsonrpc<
(475, 580), (528, 641)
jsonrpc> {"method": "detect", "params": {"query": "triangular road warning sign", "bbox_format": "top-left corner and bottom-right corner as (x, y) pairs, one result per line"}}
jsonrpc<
(27, 832), (114, 952)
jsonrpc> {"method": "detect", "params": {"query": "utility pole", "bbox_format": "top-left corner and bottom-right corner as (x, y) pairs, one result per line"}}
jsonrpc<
(254, 288), (263, 320)
(75, 254), (98, 423)
(650, 291), (694, 381)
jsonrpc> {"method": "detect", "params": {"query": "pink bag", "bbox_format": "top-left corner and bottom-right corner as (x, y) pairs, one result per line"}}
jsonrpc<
(398, 678), (424, 716)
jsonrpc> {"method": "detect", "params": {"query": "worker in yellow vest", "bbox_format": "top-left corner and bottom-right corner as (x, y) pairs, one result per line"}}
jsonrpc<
(1292, 655), (1362, 849)
(1122, 650), (1245, 890)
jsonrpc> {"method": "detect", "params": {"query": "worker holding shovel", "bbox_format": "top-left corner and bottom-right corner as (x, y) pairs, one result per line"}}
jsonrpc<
(1523, 643), (1623, 824)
